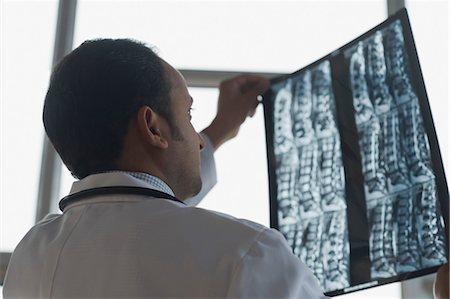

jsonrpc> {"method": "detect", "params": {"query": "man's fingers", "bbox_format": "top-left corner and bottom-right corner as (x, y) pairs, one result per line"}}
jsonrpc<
(234, 74), (262, 86)
(220, 75), (270, 119)
(248, 106), (257, 118)
(235, 75), (270, 96)
(248, 79), (270, 98)
(236, 76), (269, 117)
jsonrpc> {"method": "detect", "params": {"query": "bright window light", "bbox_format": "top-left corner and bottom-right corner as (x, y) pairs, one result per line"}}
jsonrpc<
(1, 0), (58, 252)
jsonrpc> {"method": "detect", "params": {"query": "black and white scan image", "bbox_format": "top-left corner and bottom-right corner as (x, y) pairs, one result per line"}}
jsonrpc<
(346, 20), (448, 279)
(272, 61), (350, 292)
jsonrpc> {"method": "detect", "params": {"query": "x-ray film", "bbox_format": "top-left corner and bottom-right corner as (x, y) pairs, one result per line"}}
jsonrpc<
(263, 9), (448, 296)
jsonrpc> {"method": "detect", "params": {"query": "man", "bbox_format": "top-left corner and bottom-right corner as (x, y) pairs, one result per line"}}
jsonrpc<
(3, 39), (327, 298)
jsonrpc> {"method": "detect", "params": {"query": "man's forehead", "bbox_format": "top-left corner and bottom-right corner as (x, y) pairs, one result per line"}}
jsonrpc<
(161, 59), (187, 88)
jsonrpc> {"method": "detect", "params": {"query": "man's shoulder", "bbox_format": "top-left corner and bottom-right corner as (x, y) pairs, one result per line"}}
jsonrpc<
(174, 205), (271, 240)
(169, 205), (290, 263)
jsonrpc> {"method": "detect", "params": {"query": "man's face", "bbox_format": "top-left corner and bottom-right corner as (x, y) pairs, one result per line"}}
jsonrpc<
(162, 60), (204, 200)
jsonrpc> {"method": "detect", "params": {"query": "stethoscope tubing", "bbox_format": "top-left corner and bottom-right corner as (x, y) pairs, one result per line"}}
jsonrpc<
(59, 186), (184, 212)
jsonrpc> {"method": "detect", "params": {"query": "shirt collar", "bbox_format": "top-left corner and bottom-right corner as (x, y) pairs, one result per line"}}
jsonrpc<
(105, 171), (175, 197)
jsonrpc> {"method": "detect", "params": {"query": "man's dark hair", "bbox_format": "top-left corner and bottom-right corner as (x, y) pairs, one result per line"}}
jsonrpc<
(43, 38), (172, 179)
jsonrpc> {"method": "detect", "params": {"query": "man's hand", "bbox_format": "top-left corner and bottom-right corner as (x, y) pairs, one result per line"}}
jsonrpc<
(202, 75), (270, 151)
(434, 263), (449, 299)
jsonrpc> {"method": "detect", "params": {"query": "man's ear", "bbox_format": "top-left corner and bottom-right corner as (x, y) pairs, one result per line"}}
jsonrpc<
(136, 106), (169, 149)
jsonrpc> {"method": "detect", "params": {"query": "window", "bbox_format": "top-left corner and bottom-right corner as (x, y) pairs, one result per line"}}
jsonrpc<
(1, 0), (58, 252)
(72, 0), (387, 73)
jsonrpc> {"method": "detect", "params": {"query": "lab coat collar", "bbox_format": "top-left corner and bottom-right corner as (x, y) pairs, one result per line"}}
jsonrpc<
(69, 172), (164, 195)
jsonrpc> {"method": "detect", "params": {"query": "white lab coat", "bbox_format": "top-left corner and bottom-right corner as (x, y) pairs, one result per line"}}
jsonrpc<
(4, 139), (327, 298)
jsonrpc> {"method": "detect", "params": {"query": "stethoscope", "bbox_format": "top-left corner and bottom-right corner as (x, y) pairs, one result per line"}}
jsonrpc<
(59, 186), (185, 212)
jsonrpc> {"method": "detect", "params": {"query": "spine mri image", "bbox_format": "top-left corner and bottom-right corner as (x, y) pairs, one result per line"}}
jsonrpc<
(270, 18), (447, 293)
(272, 60), (350, 292)
(346, 20), (447, 279)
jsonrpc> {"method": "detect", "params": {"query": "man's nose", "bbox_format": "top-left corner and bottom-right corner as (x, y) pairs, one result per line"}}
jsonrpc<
(198, 133), (205, 151)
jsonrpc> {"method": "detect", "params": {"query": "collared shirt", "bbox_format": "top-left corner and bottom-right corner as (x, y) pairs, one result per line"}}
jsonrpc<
(107, 171), (175, 197)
